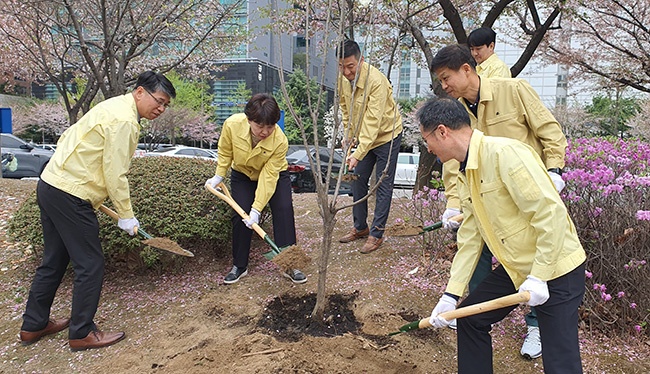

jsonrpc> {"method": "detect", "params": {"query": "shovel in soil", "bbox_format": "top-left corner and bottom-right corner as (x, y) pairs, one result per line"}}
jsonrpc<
(387, 291), (530, 336)
(384, 214), (464, 237)
(205, 183), (309, 271)
(98, 205), (194, 257)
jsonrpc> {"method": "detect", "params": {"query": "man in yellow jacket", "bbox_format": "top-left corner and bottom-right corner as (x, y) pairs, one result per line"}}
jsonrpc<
(467, 27), (511, 79)
(20, 71), (175, 351)
(419, 97), (586, 374)
(206, 93), (306, 284)
(337, 39), (403, 254)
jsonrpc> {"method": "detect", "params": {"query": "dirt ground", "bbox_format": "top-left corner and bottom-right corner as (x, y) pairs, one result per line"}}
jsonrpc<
(1, 178), (649, 374)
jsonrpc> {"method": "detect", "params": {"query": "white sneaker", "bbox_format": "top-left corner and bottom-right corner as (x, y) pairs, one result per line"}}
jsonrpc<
(448, 319), (457, 330)
(520, 326), (542, 359)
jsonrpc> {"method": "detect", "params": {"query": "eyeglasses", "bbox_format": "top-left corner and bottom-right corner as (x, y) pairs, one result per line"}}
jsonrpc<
(421, 125), (440, 142)
(144, 88), (170, 109)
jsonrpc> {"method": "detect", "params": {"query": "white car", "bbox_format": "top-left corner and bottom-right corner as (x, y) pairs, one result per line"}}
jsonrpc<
(143, 145), (218, 162)
(394, 152), (419, 187)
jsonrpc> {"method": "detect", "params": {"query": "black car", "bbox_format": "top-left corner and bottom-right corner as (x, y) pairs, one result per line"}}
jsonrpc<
(286, 147), (353, 195)
(1, 133), (53, 178)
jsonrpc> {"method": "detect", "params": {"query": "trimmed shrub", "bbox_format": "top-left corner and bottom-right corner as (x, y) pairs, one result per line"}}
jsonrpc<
(8, 156), (232, 270)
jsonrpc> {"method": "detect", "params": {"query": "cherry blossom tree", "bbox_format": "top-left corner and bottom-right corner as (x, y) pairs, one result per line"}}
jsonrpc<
(0, 0), (245, 123)
(546, 0), (650, 94)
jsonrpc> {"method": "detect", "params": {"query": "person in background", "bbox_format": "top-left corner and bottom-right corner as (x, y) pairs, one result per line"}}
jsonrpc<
(20, 71), (175, 351)
(467, 27), (511, 78)
(337, 39), (403, 254)
(205, 93), (307, 285)
(419, 96), (586, 374)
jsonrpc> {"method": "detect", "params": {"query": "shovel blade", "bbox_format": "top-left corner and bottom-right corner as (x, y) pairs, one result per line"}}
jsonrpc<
(262, 250), (276, 260)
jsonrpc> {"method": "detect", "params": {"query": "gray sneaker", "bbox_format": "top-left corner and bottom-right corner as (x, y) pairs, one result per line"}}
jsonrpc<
(520, 326), (542, 359)
(284, 269), (307, 284)
(224, 266), (248, 284)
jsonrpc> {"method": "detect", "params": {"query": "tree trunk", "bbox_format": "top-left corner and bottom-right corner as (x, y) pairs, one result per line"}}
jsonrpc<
(311, 193), (337, 321)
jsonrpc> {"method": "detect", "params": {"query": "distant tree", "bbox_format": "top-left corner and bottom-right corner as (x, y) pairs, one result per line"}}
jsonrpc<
(11, 100), (68, 143)
(585, 94), (640, 138)
(547, 0), (650, 94)
(0, 0), (245, 123)
(224, 82), (252, 120)
(276, 69), (328, 145)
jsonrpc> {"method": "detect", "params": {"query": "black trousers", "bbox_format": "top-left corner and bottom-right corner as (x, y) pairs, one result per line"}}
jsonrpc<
(352, 132), (402, 238)
(457, 262), (585, 374)
(22, 180), (104, 339)
(230, 169), (296, 269)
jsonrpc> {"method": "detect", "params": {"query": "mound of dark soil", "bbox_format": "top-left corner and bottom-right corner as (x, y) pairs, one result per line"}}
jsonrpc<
(257, 292), (362, 342)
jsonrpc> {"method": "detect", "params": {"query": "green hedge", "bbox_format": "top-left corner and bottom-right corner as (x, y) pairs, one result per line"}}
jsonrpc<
(8, 156), (232, 270)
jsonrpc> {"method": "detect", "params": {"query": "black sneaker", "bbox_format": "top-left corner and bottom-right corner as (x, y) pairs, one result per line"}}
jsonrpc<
(283, 269), (307, 284)
(224, 266), (248, 284)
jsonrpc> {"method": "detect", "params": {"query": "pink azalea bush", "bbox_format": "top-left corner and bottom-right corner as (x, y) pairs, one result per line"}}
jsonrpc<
(563, 137), (649, 336)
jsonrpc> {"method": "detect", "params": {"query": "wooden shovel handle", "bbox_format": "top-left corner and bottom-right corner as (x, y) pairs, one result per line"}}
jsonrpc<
(98, 204), (139, 235)
(417, 291), (531, 329)
(205, 183), (268, 240)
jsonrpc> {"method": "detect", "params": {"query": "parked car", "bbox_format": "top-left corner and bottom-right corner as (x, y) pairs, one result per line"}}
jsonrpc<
(35, 144), (57, 152)
(286, 148), (352, 195)
(143, 145), (218, 161)
(394, 152), (420, 188)
(0, 133), (53, 178)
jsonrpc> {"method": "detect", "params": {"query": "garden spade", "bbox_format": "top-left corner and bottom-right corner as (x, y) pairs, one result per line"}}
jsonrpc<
(98, 205), (194, 257)
(205, 183), (309, 270)
(388, 291), (530, 336)
(340, 145), (359, 182)
(385, 214), (464, 237)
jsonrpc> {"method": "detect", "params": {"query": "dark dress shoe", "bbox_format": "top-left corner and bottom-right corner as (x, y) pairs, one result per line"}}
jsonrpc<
(20, 318), (70, 345)
(69, 330), (125, 352)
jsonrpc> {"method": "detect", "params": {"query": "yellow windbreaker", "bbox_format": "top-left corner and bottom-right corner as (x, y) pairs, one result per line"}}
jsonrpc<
(443, 77), (567, 209)
(338, 61), (402, 161)
(41, 93), (140, 219)
(476, 53), (511, 78)
(445, 130), (586, 296)
(215, 113), (288, 212)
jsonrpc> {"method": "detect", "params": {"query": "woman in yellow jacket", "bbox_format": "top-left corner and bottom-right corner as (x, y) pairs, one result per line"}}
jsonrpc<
(205, 93), (306, 284)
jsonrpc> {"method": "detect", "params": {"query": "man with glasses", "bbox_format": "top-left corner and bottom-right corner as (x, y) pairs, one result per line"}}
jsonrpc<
(420, 97), (585, 374)
(19, 71), (175, 352)
(431, 44), (568, 360)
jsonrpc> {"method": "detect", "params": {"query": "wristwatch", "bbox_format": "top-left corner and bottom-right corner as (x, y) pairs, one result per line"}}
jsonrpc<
(547, 167), (563, 176)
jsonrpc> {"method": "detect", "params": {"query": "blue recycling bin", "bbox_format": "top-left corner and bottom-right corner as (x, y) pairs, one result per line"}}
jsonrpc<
(0, 108), (11, 134)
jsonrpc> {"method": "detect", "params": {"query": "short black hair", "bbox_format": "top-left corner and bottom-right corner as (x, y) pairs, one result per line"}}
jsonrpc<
(467, 27), (497, 48)
(136, 71), (176, 98)
(244, 93), (281, 126)
(417, 97), (470, 131)
(430, 44), (476, 72)
(337, 39), (361, 60)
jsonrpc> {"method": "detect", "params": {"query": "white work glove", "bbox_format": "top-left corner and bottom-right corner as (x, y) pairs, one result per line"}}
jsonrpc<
(442, 208), (461, 230)
(429, 294), (458, 328)
(243, 208), (261, 229)
(205, 175), (224, 189)
(548, 171), (565, 193)
(519, 275), (549, 306)
(117, 217), (140, 236)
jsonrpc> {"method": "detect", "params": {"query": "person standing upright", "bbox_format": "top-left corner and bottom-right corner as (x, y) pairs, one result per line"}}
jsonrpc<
(467, 27), (511, 78)
(337, 39), (403, 254)
(20, 71), (176, 351)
